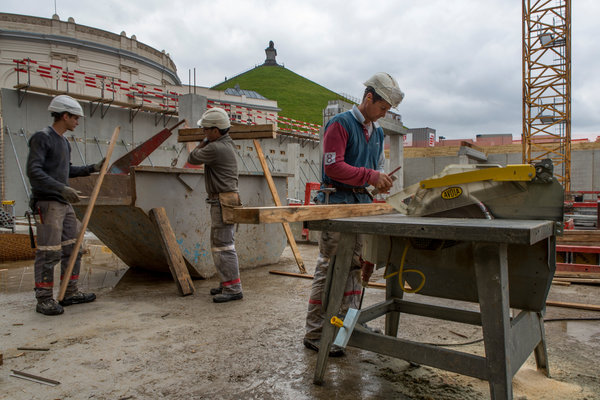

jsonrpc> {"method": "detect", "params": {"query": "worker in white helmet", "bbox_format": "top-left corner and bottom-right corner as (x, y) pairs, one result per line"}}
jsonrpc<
(187, 107), (243, 303)
(26, 95), (105, 315)
(304, 73), (404, 356)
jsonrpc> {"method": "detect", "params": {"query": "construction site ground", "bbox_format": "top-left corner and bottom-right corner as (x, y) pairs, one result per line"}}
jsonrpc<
(1, 241), (599, 400)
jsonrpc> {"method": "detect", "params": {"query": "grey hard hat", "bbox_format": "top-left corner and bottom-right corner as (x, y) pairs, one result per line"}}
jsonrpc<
(197, 107), (231, 130)
(363, 72), (405, 107)
(48, 95), (84, 117)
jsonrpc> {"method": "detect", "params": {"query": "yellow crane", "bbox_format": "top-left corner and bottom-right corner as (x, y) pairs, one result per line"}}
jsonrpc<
(522, 0), (571, 191)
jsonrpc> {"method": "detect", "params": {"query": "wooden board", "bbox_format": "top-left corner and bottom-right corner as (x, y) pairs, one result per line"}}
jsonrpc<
(546, 300), (600, 312)
(178, 123), (277, 142)
(557, 230), (600, 246)
(149, 207), (195, 296)
(221, 203), (397, 224)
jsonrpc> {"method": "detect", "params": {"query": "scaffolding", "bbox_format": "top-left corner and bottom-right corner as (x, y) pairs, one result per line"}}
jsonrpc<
(522, 0), (571, 190)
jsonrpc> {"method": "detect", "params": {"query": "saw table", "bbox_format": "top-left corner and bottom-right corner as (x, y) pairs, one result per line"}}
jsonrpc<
(307, 214), (558, 400)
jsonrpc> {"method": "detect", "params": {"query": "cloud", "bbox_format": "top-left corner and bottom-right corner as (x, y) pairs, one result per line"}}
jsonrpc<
(3, 0), (599, 139)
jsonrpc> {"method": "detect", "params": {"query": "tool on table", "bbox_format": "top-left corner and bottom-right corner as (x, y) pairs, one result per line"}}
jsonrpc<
(385, 160), (563, 222)
(371, 165), (402, 196)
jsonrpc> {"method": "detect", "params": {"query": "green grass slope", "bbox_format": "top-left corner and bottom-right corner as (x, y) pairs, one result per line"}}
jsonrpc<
(212, 66), (350, 125)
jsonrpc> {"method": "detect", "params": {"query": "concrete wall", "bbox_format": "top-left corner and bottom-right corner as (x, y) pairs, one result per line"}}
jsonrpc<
(1, 89), (322, 215)
(1, 88), (183, 215)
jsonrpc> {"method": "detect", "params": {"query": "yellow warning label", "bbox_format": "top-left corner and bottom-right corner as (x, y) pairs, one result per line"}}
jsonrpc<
(441, 187), (463, 200)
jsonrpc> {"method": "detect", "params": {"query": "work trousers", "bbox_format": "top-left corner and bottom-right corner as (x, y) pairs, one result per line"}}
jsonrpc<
(305, 230), (363, 340)
(210, 202), (242, 294)
(33, 200), (82, 301)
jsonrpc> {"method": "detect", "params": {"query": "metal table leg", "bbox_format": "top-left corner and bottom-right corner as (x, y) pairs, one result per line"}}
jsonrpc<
(385, 240), (405, 337)
(313, 232), (356, 385)
(474, 242), (512, 400)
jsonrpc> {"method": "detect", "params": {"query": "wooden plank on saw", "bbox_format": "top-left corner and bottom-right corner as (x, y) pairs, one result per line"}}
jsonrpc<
(149, 207), (195, 296)
(222, 203), (397, 224)
(177, 123), (277, 142)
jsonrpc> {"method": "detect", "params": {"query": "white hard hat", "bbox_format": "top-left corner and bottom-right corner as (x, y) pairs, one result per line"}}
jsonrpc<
(48, 95), (84, 117)
(197, 107), (231, 130)
(363, 72), (404, 108)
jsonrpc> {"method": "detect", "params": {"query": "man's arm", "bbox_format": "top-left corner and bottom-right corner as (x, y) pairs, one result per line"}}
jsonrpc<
(188, 139), (215, 166)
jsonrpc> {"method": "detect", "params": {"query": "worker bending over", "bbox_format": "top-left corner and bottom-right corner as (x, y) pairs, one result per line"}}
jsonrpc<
(188, 107), (243, 303)
(27, 95), (104, 316)
(304, 73), (404, 355)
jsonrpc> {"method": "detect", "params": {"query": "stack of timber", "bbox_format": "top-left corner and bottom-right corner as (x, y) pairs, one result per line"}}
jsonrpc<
(178, 123), (277, 142)
(557, 229), (600, 246)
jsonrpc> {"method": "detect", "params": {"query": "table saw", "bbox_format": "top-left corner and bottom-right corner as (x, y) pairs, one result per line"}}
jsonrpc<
(307, 161), (564, 400)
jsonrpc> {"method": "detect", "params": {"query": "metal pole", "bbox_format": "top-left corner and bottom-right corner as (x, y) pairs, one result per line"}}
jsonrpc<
(71, 135), (85, 163)
(93, 136), (104, 158)
(235, 150), (250, 173)
(5, 127), (30, 199)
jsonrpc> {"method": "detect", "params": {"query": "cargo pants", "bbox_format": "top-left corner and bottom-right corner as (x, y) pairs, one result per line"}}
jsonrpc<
(209, 201), (242, 294)
(304, 230), (363, 340)
(33, 200), (82, 301)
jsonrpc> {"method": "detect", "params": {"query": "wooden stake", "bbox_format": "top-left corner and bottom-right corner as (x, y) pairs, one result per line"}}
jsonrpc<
(149, 207), (195, 296)
(546, 300), (600, 312)
(253, 139), (306, 274)
(57, 127), (120, 301)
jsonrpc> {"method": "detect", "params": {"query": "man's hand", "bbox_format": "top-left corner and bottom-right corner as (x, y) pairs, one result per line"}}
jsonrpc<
(373, 172), (394, 193)
(93, 158), (106, 173)
(61, 186), (82, 203)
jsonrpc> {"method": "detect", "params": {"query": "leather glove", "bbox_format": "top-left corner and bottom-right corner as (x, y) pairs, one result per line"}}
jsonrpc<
(61, 186), (82, 203)
(93, 158), (106, 173)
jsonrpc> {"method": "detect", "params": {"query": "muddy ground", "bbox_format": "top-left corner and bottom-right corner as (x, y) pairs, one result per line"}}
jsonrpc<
(1, 242), (599, 399)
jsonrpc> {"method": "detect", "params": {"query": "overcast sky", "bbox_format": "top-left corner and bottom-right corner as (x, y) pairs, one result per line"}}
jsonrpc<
(4, 1), (599, 140)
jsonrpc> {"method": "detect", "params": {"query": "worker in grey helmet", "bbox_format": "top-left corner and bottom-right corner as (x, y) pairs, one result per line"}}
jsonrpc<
(304, 73), (404, 356)
(26, 95), (105, 316)
(187, 107), (243, 303)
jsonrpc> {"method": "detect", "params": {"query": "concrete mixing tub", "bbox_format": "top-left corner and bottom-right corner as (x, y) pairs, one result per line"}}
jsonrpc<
(70, 166), (288, 278)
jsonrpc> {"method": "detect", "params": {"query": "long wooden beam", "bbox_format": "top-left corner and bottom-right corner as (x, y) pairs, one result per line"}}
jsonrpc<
(252, 139), (306, 274)
(222, 203), (397, 224)
(178, 124), (277, 142)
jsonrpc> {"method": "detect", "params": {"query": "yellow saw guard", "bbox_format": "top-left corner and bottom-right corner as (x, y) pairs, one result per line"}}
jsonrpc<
(384, 164), (563, 219)
(419, 164), (535, 189)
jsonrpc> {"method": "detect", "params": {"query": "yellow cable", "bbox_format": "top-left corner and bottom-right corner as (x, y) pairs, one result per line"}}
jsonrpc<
(384, 243), (426, 294)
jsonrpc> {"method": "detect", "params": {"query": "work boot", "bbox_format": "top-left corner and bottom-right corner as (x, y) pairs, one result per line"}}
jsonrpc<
(36, 299), (64, 316)
(209, 287), (223, 295)
(303, 338), (345, 357)
(59, 291), (96, 307)
(213, 292), (243, 303)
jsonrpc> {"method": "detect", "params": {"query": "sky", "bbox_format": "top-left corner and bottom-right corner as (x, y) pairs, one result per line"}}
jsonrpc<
(3, 0), (599, 140)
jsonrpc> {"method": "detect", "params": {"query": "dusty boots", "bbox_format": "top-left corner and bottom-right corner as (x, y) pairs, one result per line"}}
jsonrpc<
(59, 291), (96, 306)
(36, 299), (64, 316)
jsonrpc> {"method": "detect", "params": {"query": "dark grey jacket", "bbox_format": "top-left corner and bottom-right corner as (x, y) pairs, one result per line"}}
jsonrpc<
(26, 126), (95, 204)
(187, 134), (238, 196)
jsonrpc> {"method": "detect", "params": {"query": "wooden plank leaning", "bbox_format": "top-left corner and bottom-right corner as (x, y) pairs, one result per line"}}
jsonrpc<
(57, 126), (121, 302)
(253, 139), (306, 274)
(149, 207), (195, 296)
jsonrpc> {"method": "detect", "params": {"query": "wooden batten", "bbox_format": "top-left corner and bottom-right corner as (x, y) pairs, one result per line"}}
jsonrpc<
(178, 123), (277, 142)
(221, 203), (397, 224)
